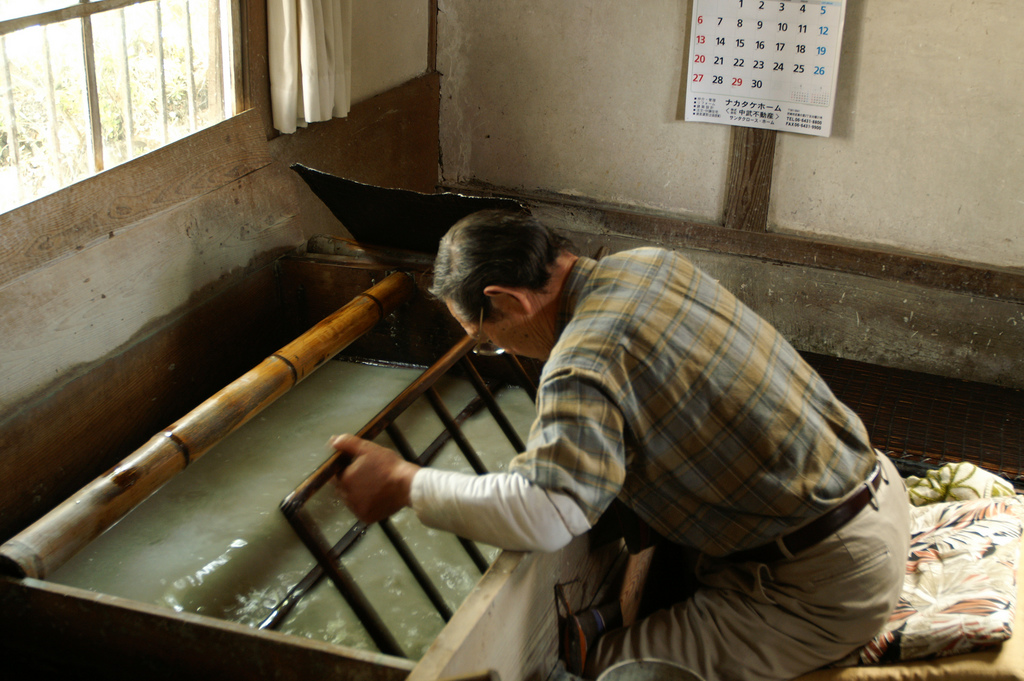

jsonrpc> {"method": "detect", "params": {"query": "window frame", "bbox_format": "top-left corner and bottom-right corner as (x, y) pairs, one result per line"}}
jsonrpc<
(0, 0), (243, 207)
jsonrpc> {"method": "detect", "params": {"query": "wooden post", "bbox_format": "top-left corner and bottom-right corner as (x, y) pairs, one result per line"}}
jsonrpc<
(618, 546), (656, 627)
(723, 127), (777, 233)
(0, 272), (415, 580)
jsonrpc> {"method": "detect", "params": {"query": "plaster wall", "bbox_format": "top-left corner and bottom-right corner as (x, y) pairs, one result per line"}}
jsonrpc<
(350, 0), (430, 104)
(438, 0), (1024, 271)
(770, 0), (1024, 270)
(437, 0), (731, 222)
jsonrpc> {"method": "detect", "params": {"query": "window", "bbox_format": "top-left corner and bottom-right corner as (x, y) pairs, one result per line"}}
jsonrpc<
(0, 0), (238, 214)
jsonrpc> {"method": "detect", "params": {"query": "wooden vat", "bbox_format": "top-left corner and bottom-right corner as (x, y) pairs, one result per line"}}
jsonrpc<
(0, 249), (625, 681)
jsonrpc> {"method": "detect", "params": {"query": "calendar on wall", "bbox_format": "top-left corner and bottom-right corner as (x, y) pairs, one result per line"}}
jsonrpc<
(684, 0), (847, 137)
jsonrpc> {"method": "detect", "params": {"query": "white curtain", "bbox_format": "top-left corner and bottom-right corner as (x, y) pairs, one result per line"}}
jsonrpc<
(267, 0), (352, 134)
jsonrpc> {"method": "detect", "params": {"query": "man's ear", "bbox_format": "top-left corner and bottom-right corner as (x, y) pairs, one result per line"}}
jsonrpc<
(483, 285), (533, 316)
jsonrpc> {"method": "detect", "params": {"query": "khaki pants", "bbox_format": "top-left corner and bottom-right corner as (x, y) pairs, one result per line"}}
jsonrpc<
(586, 454), (911, 681)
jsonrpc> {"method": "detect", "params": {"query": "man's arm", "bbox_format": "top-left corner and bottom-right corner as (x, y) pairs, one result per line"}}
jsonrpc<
(330, 434), (591, 552)
(411, 467), (591, 551)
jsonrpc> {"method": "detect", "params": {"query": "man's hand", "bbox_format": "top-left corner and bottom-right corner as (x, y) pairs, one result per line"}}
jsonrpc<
(328, 433), (420, 525)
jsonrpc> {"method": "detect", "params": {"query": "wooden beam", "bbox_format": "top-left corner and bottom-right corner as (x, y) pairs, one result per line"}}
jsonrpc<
(605, 207), (1024, 305)
(240, 0), (273, 138)
(0, 109), (271, 289)
(516, 197), (1024, 306)
(428, 0), (439, 72)
(723, 127), (777, 232)
(0, 0), (152, 34)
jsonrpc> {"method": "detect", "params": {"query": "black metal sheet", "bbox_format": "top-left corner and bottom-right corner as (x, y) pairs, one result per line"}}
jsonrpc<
(291, 164), (524, 254)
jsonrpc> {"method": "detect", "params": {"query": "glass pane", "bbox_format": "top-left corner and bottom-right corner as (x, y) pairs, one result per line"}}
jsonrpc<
(92, 0), (230, 165)
(0, 0), (233, 215)
(0, 0), (73, 24)
(159, 0), (230, 141)
(0, 20), (89, 214)
(90, 8), (130, 166)
(124, 1), (164, 156)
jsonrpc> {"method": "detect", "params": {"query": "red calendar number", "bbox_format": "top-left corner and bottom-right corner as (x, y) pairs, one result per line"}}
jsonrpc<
(732, 77), (743, 86)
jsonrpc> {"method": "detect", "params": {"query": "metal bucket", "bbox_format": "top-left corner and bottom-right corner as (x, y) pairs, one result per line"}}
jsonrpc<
(596, 659), (706, 681)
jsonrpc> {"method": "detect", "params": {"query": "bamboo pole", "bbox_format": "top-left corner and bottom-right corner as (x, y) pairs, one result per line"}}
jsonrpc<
(0, 272), (415, 580)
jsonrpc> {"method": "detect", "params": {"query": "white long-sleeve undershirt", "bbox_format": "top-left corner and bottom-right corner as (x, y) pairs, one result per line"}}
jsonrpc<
(408, 468), (592, 552)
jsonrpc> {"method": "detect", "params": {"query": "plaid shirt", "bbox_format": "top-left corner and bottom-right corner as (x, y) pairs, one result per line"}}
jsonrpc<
(508, 248), (876, 556)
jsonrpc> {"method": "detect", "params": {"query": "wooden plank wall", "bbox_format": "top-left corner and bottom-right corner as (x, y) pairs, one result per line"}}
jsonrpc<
(0, 68), (443, 542)
(0, 111), (304, 541)
(0, 111), (299, 413)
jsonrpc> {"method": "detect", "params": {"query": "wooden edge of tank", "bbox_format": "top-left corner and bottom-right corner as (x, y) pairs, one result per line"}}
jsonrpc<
(0, 575), (414, 681)
(409, 536), (626, 681)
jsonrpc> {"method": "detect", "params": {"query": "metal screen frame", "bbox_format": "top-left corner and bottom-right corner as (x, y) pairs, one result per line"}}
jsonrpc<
(267, 336), (536, 658)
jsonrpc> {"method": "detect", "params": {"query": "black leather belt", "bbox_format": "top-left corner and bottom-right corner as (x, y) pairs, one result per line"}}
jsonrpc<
(729, 463), (884, 564)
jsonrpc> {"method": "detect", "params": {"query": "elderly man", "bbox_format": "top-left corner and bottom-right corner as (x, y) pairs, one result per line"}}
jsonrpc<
(330, 210), (910, 681)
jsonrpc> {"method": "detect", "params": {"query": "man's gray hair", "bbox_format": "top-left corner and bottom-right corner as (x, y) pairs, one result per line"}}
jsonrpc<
(430, 210), (573, 322)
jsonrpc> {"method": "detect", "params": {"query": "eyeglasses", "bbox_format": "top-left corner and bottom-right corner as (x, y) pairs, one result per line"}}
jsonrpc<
(472, 308), (505, 356)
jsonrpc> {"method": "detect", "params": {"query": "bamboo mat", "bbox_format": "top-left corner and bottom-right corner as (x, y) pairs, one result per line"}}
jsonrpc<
(803, 353), (1024, 489)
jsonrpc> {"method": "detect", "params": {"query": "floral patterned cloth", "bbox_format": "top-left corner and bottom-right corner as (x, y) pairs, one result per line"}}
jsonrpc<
(905, 462), (1016, 506)
(838, 496), (1022, 666)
